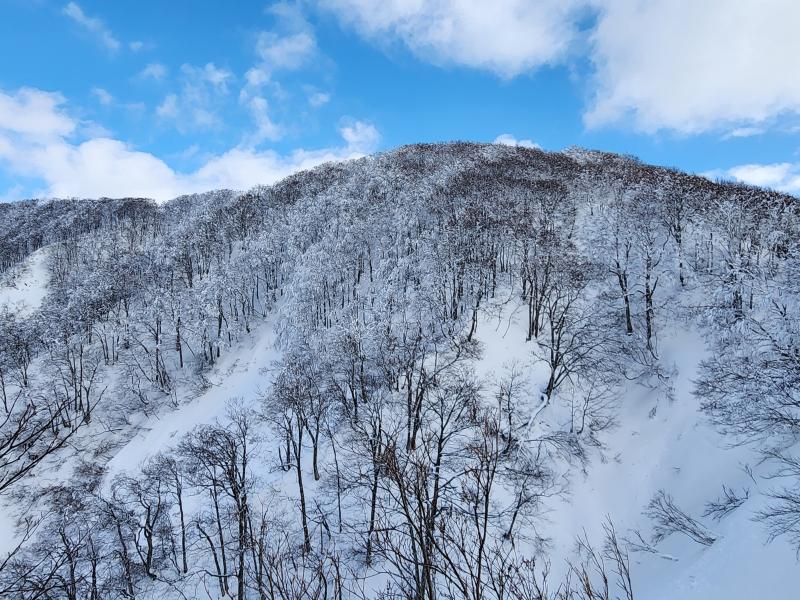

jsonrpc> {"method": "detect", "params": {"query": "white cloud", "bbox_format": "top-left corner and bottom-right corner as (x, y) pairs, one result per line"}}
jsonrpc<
(586, 0), (800, 133)
(320, 0), (584, 77)
(255, 30), (316, 71)
(129, 40), (144, 52)
(730, 163), (797, 189)
(62, 2), (121, 53)
(724, 126), (765, 139)
(706, 162), (800, 195)
(0, 87), (379, 202)
(339, 120), (381, 153)
(138, 63), (168, 81)
(493, 133), (540, 149)
(235, 5), (320, 142)
(0, 88), (75, 138)
(239, 83), (284, 145)
(156, 63), (234, 131)
(309, 91), (330, 107)
(239, 14), (315, 143)
(194, 63), (233, 93)
(35, 138), (183, 200)
(245, 67), (270, 88)
(156, 94), (178, 119)
(320, 1), (800, 135)
(245, 96), (282, 145)
(186, 135), (373, 193)
(245, 4), (318, 91)
(91, 87), (113, 106)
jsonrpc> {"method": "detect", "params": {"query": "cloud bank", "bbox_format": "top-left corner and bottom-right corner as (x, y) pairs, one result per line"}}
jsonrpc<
(0, 88), (379, 202)
(706, 162), (800, 196)
(321, 0), (584, 78)
(585, 0), (800, 133)
(323, 0), (800, 135)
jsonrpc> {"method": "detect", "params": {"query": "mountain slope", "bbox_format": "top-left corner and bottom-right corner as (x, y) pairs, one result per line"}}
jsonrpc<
(0, 142), (797, 599)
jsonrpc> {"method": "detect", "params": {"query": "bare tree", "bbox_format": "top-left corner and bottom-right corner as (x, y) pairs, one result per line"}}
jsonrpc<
(703, 485), (749, 522)
(645, 489), (717, 547)
(755, 452), (800, 554)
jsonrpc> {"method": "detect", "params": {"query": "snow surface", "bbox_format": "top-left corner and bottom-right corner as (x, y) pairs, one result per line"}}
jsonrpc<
(542, 327), (795, 598)
(414, 292), (797, 599)
(0, 248), (50, 556)
(0, 500), (16, 557)
(0, 247), (50, 316)
(106, 313), (282, 479)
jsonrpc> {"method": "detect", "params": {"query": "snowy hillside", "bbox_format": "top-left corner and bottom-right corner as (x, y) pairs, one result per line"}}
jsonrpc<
(0, 142), (798, 599)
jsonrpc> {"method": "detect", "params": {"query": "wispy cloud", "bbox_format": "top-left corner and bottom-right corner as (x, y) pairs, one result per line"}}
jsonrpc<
(156, 63), (234, 131)
(308, 91), (330, 108)
(156, 94), (178, 119)
(724, 126), (765, 139)
(0, 184), (26, 203)
(244, 3), (319, 91)
(138, 63), (168, 81)
(255, 29), (316, 73)
(195, 63), (233, 93)
(62, 2), (121, 53)
(339, 119), (380, 153)
(91, 87), (113, 106)
(244, 96), (282, 146)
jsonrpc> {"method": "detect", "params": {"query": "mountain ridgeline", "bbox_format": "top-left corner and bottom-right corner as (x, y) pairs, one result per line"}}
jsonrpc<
(0, 142), (798, 599)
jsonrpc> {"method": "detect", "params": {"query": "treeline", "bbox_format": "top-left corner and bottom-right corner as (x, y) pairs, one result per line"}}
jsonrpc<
(0, 142), (798, 599)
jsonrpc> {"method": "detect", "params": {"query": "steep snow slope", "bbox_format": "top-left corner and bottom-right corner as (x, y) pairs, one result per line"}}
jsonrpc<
(0, 247), (50, 556)
(86, 294), (795, 599)
(0, 246), (49, 316)
(541, 326), (795, 599)
(468, 297), (796, 599)
(106, 313), (281, 480)
(475, 272), (797, 597)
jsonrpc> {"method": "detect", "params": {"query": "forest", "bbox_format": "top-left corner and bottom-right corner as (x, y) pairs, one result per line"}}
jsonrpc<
(0, 142), (797, 599)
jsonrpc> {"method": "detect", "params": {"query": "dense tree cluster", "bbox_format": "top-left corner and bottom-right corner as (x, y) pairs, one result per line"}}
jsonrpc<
(0, 142), (797, 598)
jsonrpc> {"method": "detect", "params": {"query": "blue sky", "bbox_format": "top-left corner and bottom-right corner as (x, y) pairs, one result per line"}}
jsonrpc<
(1, 0), (799, 201)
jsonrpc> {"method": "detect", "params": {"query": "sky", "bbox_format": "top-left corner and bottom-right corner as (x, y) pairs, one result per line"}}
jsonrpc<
(0, 0), (799, 202)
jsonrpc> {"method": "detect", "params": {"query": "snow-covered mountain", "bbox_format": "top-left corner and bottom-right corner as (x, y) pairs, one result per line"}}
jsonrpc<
(0, 142), (797, 599)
